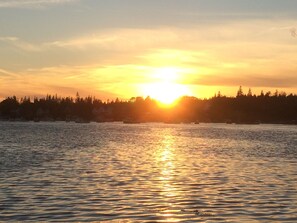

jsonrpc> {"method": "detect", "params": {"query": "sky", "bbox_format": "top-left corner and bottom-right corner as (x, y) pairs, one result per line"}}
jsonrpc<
(0, 0), (297, 101)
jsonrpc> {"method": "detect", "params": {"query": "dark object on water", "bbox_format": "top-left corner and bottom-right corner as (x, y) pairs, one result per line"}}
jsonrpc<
(33, 118), (40, 122)
(75, 118), (90, 123)
(123, 118), (141, 124)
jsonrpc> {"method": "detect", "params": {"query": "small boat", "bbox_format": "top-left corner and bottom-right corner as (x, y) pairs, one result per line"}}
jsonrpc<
(33, 118), (40, 122)
(123, 118), (141, 124)
(75, 118), (90, 123)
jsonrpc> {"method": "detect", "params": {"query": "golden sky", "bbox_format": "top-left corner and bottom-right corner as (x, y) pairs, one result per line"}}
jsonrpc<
(0, 0), (297, 101)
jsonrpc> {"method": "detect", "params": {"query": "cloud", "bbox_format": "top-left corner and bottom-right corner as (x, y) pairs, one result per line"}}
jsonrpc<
(0, 68), (18, 77)
(0, 64), (145, 100)
(189, 74), (297, 88)
(47, 28), (181, 51)
(0, 36), (42, 51)
(1, 19), (297, 99)
(0, 28), (180, 54)
(2, 17), (296, 53)
(0, 0), (77, 8)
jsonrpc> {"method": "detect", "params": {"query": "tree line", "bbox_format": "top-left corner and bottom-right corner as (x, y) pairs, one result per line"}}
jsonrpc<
(0, 87), (297, 124)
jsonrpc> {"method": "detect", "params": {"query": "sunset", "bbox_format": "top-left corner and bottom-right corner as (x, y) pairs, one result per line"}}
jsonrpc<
(1, 1), (297, 222)
(1, 0), (297, 100)
(141, 67), (192, 105)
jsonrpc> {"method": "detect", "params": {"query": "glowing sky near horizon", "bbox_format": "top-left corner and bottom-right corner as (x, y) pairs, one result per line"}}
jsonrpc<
(0, 0), (297, 100)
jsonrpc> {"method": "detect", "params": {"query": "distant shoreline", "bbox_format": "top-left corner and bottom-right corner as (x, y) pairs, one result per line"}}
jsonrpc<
(1, 91), (297, 124)
(1, 120), (296, 126)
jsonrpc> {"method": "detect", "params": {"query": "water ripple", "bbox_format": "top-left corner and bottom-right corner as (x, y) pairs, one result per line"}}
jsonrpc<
(0, 122), (297, 222)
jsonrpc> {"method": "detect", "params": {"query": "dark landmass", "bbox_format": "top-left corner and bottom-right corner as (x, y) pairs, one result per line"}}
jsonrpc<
(1, 87), (297, 124)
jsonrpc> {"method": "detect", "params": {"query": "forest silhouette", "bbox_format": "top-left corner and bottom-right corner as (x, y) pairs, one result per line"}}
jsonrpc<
(1, 87), (297, 124)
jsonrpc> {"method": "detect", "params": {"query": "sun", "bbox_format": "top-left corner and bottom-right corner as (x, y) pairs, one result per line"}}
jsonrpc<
(153, 67), (179, 82)
(145, 83), (190, 105)
(142, 67), (192, 106)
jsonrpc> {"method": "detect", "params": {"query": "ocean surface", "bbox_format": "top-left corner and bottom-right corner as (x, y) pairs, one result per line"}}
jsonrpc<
(0, 122), (297, 222)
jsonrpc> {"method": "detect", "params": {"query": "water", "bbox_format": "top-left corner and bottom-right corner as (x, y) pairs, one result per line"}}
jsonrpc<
(0, 122), (297, 222)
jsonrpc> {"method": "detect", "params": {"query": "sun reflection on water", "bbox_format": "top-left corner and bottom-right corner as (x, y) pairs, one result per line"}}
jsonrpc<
(155, 133), (183, 221)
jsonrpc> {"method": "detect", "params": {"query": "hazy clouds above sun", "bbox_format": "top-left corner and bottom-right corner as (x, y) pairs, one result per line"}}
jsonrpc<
(0, 0), (77, 8)
(0, 0), (297, 99)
